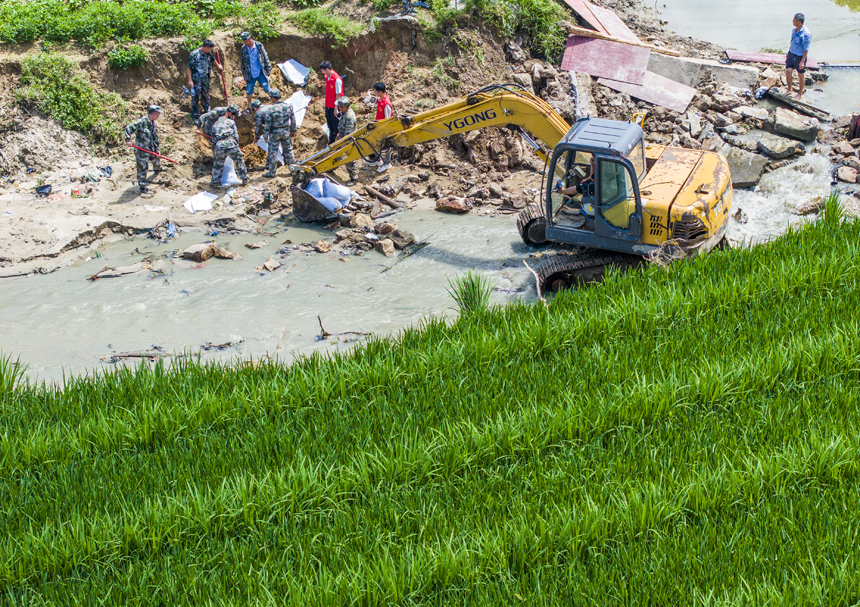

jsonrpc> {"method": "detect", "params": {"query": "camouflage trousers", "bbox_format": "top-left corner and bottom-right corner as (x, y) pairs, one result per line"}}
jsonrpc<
(345, 160), (357, 181)
(191, 80), (211, 120)
(135, 149), (161, 186)
(265, 136), (296, 176)
(212, 144), (248, 185)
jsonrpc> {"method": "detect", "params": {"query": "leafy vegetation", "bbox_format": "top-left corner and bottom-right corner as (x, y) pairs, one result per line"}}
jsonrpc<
(0, 0), (279, 48)
(286, 9), (364, 45)
(465, 0), (568, 62)
(15, 53), (129, 144)
(107, 44), (149, 69)
(3, 198), (860, 603)
(447, 271), (494, 314)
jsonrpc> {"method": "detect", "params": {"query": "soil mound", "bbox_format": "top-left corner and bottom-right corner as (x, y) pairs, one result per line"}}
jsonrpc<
(0, 116), (96, 177)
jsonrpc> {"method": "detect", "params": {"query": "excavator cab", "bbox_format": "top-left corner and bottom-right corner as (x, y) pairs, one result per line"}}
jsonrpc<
(543, 118), (647, 254)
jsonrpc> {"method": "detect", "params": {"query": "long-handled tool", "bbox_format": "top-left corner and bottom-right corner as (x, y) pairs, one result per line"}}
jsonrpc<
(196, 130), (213, 140)
(130, 144), (180, 164)
(216, 50), (229, 104)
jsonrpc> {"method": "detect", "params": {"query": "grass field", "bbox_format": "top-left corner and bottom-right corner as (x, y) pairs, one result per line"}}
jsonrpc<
(2, 200), (860, 604)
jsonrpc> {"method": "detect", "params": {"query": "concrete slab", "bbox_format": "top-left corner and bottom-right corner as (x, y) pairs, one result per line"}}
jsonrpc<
(561, 36), (649, 85)
(590, 4), (640, 43)
(598, 71), (696, 113)
(725, 49), (819, 70)
(561, 0), (609, 35)
(647, 53), (760, 91)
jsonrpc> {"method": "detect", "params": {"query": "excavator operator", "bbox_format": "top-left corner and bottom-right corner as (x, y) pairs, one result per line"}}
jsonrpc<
(556, 154), (595, 198)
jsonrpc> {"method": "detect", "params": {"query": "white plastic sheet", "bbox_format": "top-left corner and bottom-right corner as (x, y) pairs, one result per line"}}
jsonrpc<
(277, 59), (311, 86)
(287, 91), (312, 129)
(255, 137), (284, 166)
(183, 191), (218, 214)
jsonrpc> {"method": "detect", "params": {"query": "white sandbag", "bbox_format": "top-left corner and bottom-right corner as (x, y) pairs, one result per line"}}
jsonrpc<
(286, 91), (312, 129)
(305, 178), (325, 198)
(316, 197), (343, 212)
(221, 156), (243, 187)
(323, 180), (352, 202)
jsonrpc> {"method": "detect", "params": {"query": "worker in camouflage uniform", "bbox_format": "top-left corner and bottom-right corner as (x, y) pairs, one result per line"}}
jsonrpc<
(211, 104), (248, 188)
(198, 105), (227, 150)
(262, 89), (297, 178)
(186, 40), (223, 122)
(240, 32), (272, 109)
(124, 105), (162, 194)
(254, 96), (274, 140)
(335, 96), (358, 185)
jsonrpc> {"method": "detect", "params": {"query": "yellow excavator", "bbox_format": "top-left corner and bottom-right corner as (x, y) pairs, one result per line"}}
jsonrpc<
(292, 84), (732, 290)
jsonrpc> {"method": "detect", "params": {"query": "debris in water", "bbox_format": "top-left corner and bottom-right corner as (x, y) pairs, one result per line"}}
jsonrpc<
(201, 339), (245, 351)
(246, 240), (269, 249)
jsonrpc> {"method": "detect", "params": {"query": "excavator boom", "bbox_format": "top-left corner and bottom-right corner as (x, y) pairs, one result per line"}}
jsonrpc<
(295, 84), (571, 181)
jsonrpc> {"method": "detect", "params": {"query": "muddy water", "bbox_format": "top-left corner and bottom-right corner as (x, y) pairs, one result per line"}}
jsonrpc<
(1, 211), (535, 383)
(658, 0), (860, 115)
(3, 152), (836, 383)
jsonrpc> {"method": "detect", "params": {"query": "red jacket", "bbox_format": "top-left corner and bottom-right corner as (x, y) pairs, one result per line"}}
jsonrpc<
(376, 94), (393, 120)
(324, 71), (342, 109)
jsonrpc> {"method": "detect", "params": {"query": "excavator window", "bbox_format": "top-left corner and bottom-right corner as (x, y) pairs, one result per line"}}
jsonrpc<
(598, 159), (637, 230)
(626, 141), (645, 181)
(549, 149), (594, 231)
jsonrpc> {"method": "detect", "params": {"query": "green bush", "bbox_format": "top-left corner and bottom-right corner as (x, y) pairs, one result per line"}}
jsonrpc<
(287, 9), (364, 46)
(15, 53), (129, 144)
(463, 0), (567, 62)
(447, 271), (494, 314)
(291, 0), (325, 7)
(239, 1), (281, 41)
(107, 44), (149, 69)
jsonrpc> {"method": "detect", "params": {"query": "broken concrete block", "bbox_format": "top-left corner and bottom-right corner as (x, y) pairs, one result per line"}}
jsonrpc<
(376, 238), (396, 257)
(260, 258), (281, 272)
(772, 107), (821, 142)
(512, 73), (532, 91)
(832, 141), (856, 156)
(687, 112), (703, 138)
(349, 213), (374, 230)
(724, 147), (768, 188)
(761, 68), (779, 80)
(375, 222), (396, 235)
(245, 240), (268, 249)
(313, 240), (332, 253)
(182, 243), (216, 262)
(435, 197), (469, 214)
(488, 183), (504, 198)
(214, 248), (242, 260)
(389, 229), (415, 250)
(647, 54), (760, 90)
(738, 106), (769, 121)
(756, 133), (804, 159)
(837, 166), (857, 183)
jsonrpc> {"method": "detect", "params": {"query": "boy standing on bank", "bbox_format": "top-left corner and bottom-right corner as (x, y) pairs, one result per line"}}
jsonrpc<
(786, 13), (811, 100)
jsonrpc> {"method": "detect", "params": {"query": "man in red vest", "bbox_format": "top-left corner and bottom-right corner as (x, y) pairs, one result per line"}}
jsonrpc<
(373, 82), (394, 121)
(320, 61), (343, 145)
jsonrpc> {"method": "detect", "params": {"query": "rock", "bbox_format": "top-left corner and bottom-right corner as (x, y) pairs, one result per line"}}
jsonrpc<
(512, 73), (532, 90)
(349, 213), (374, 230)
(756, 133), (804, 159)
(833, 115), (853, 129)
(488, 183), (503, 198)
(214, 248), (242, 260)
(182, 243), (216, 262)
(833, 141), (856, 156)
(772, 107), (820, 142)
(761, 77), (779, 88)
(390, 229), (415, 250)
(718, 124), (740, 136)
(260, 258), (281, 272)
(713, 114), (733, 128)
(505, 40), (527, 63)
(313, 240), (332, 253)
(710, 94), (742, 113)
(417, 170), (431, 180)
(738, 106), (769, 121)
(837, 166), (858, 183)
(539, 65), (558, 79)
(435, 197), (469, 214)
(376, 238), (396, 257)
(531, 63), (542, 85)
(761, 67), (778, 80)
(795, 197), (825, 216)
(467, 186), (489, 199)
(845, 157), (860, 173)
(687, 112), (703, 138)
(245, 240), (268, 249)
(724, 147), (768, 188)
(375, 222), (396, 235)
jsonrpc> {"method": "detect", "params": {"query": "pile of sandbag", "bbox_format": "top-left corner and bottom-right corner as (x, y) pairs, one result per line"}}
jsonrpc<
(305, 177), (354, 212)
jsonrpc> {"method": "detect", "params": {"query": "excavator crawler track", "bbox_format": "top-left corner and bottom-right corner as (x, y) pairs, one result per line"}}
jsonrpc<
(534, 249), (643, 292)
(516, 204), (548, 245)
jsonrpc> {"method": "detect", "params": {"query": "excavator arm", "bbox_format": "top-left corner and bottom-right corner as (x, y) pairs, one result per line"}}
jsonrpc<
(295, 84), (571, 183)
